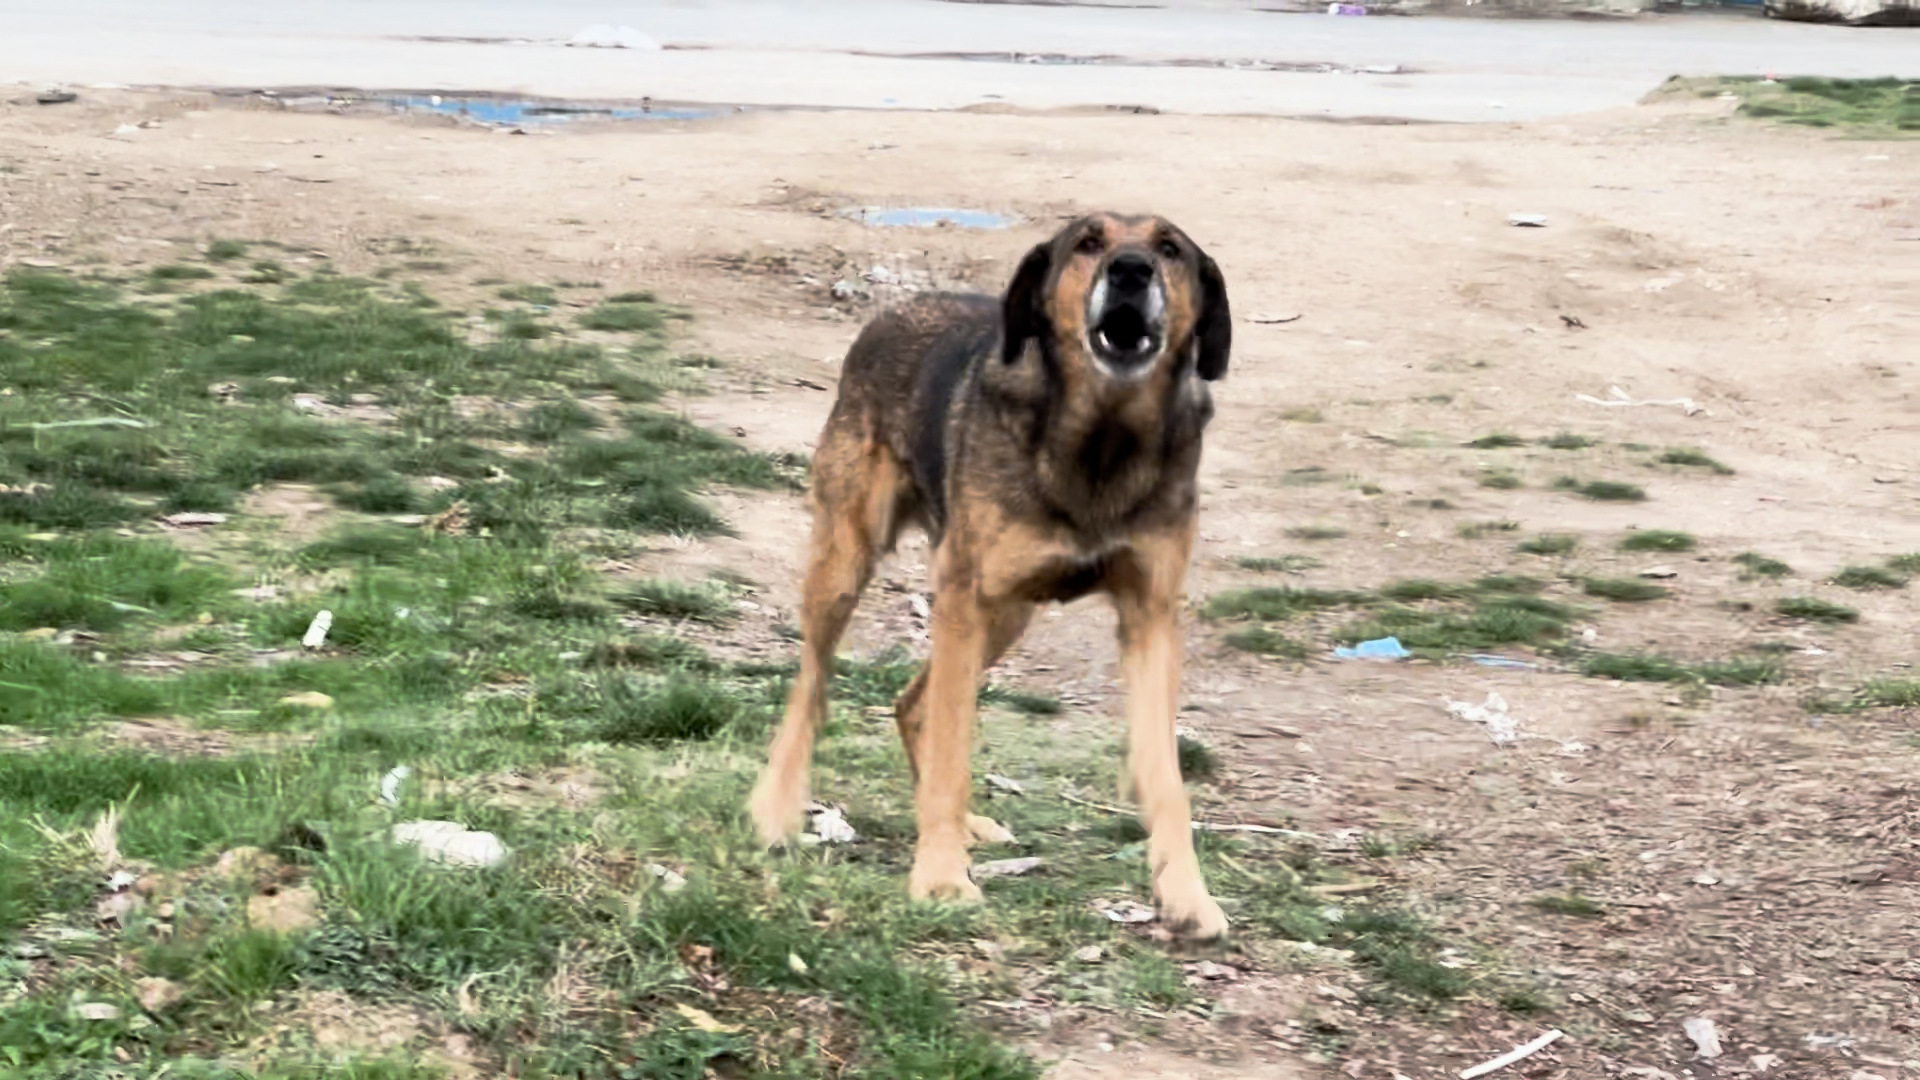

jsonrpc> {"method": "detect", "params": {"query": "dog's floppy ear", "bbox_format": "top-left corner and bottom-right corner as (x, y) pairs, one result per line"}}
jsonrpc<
(1193, 250), (1232, 381)
(1001, 243), (1052, 365)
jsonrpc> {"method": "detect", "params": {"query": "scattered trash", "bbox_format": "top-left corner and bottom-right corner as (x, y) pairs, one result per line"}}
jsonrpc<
(842, 207), (1017, 230)
(1250, 312), (1304, 324)
(1190, 960), (1238, 981)
(1639, 565), (1678, 579)
(1683, 1016), (1723, 1059)
(1576, 385), (1705, 417)
(1072, 944), (1104, 963)
(648, 863), (688, 893)
(829, 278), (867, 301)
(801, 803), (858, 845)
(787, 951), (809, 975)
(379, 766), (412, 808)
(1458, 1029), (1566, 1079)
(1468, 654), (1538, 670)
(36, 88), (78, 105)
(158, 512), (227, 528)
(1508, 213), (1550, 228)
(74, 1003), (121, 1021)
(1448, 692), (1521, 746)
(392, 820), (509, 868)
(1559, 314), (1587, 329)
(233, 585), (280, 602)
(972, 857), (1043, 879)
(985, 773), (1026, 795)
(1361, 64), (1400, 75)
(1094, 899), (1157, 924)
(301, 609), (333, 650)
(29, 416), (148, 430)
(1327, 2), (1368, 13)
(565, 24), (662, 50)
(1334, 636), (1410, 661)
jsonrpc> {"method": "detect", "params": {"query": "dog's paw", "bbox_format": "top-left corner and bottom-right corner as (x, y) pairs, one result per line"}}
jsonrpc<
(747, 772), (807, 848)
(909, 849), (984, 905)
(965, 813), (1017, 846)
(1157, 883), (1230, 941)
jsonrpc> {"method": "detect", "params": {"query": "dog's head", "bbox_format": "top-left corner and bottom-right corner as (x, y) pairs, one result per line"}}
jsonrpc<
(1001, 213), (1231, 382)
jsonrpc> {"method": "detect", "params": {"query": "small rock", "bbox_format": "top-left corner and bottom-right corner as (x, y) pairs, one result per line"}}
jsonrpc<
(984, 773), (1026, 795)
(1072, 945), (1104, 963)
(135, 977), (184, 1014)
(971, 939), (1004, 961)
(277, 691), (334, 710)
(1191, 960), (1238, 981)
(19, 257), (60, 268)
(1508, 212), (1550, 227)
(247, 885), (320, 933)
(1639, 565), (1679, 579)
(214, 847), (281, 881)
(159, 512), (227, 528)
(96, 890), (144, 922)
(1094, 899), (1156, 924)
(74, 1003), (120, 1021)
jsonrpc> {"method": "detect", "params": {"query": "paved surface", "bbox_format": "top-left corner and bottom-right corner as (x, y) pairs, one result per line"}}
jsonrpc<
(1, 0), (1914, 121)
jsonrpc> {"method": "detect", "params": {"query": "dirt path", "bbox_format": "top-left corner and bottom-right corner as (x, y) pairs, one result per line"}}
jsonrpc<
(3, 88), (1917, 1076)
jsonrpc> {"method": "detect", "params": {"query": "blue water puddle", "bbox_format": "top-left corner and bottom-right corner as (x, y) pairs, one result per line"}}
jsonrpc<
(843, 207), (1017, 229)
(388, 95), (724, 125)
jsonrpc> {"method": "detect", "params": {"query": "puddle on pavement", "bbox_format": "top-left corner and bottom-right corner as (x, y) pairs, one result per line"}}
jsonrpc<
(220, 90), (734, 128)
(842, 207), (1019, 229)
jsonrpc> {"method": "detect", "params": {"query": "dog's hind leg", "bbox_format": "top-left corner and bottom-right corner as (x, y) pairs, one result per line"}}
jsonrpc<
(1108, 522), (1229, 940)
(748, 423), (905, 847)
(892, 599), (1033, 846)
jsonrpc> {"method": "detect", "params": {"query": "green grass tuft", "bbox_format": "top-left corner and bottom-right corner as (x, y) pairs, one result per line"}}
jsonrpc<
(594, 676), (744, 743)
(1563, 479), (1646, 503)
(581, 301), (670, 333)
(1580, 652), (1782, 686)
(1832, 565), (1908, 590)
(1888, 553), (1920, 574)
(1582, 577), (1669, 603)
(1516, 533), (1577, 557)
(1284, 525), (1348, 541)
(1775, 596), (1859, 623)
(1457, 519), (1520, 540)
(1734, 551), (1792, 580)
(205, 239), (251, 263)
(1176, 735), (1216, 781)
(1222, 626), (1310, 659)
(1543, 432), (1598, 450)
(1202, 586), (1371, 621)
(1479, 471), (1522, 490)
(1620, 529), (1696, 553)
(615, 579), (735, 623)
(1232, 554), (1322, 574)
(1467, 433), (1526, 449)
(1657, 447), (1735, 475)
(1530, 894), (1603, 918)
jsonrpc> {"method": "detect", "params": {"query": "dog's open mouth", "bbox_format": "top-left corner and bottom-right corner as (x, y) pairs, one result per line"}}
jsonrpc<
(1093, 303), (1158, 363)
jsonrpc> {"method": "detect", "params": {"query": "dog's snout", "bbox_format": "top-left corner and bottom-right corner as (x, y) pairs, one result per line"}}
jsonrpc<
(1105, 253), (1155, 294)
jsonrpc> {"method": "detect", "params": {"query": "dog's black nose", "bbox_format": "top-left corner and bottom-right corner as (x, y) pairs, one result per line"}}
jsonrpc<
(1105, 253), (1155, 294)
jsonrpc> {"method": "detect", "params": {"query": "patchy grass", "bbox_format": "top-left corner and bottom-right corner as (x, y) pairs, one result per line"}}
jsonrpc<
(1201, 586), (1372, 621)
(1337, 593), (1575, 656)
(1232, 554), (1322, 574)
(1775, 596), (1860, 623)
(1620, 530), (1696, 553)
(1466, 433), (1526, 450)
(614, 579), (736, 623)
(1681, 76), (1920, 134)
(581, 300), (673, 332)
(1478, 470), (1523, 491)
(1579, 652), (1783, 687)
(205, 239), (250, 262)
(1285, 525), (1348, 542)
(1734, 552), (1793, 580)
(1832, 565), (1908, 590)
(1530, 894), (1604, 918)
(1543, 432), (1598, 450)
(1656, 448), (1735, 475)
(1516, 534), (1578, 557)
(1222, 626), (1311, 659)
(496, 282), (558, 305)
(1176, 735), (1217, 781)
(1457, 519), (1520, 540)
(1581, 577), (1669, 603)
(1888, 553), (1920, 574)
(1556, 478), (1646, 503)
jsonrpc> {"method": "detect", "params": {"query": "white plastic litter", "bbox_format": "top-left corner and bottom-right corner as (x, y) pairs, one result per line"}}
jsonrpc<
(1095, 900), (1156, 924)
(379, 765), (412, 808)
(1448, 692), (1521, 746)
(302, 610), (333, 650)
(800, 803), (858, 845)
(972, 857), (1042, 879)
(565, 24), (661, 49)
(1458, 1029), (1566, 1079)
(391, 820), (508, 868)
(1576, 385), (1705, 417)
(648, 863), (688, 893)
(1684, 1017), (1723, 1059)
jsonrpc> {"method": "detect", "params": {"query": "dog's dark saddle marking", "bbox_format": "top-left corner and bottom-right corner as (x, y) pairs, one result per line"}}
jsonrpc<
(909, 299), (997, 537)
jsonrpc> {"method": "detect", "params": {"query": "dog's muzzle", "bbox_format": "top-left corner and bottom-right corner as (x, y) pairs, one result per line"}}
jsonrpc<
(1088, 252), (1166, 372)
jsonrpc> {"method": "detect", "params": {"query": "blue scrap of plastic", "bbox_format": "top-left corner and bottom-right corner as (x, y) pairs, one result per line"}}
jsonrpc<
(1468, 653), (1539, 670)
(1333, 636), (1411, 660)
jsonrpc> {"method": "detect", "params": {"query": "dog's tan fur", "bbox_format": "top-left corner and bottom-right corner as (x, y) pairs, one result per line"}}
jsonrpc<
(748, 213), (1232, 937)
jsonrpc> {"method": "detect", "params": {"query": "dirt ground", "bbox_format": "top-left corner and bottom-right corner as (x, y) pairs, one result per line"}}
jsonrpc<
(3, 88), (1917, 1078)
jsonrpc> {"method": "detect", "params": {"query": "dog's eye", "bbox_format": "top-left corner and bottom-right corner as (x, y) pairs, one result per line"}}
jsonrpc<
(1158, 239), (1181, 259)
(1076, 234), (1104, 255)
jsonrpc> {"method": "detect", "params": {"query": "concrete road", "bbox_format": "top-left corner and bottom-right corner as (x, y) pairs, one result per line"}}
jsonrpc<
(2, 0), (1913, 121)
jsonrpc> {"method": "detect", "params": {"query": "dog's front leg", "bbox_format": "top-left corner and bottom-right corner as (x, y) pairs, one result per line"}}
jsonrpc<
(908, 550), (990, 904)
(1111, 526), (1229, 940)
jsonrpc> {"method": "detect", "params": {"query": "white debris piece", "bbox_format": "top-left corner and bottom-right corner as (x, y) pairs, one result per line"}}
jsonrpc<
(391, 820), (508, 868)
(800, 803), (858, 845)
(302, 609), (333, 650)
(565, 24), (661, 49)
(1447, 692), (1521, 746)
(1684, 1017), (1723, 1059)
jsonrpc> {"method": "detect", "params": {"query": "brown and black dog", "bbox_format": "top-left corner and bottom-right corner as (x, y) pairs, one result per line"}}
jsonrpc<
(749, 212), (1232, 938)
